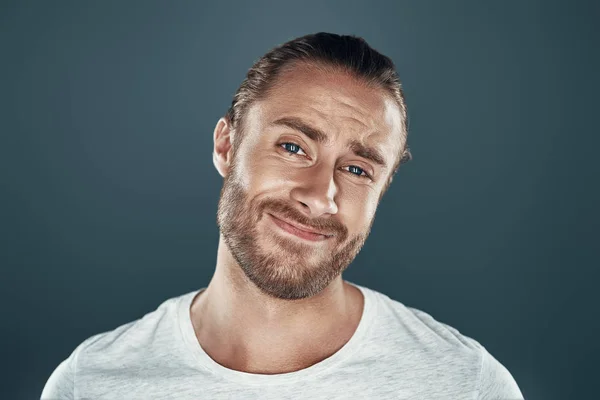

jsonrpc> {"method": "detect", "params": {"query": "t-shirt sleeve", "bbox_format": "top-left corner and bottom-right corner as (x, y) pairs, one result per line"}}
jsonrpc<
(40, 346), (79, 400)
(476, 347), (524, 400)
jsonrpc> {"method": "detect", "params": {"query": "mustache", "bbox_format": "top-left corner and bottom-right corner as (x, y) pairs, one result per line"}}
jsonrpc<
(258, 199), (347, 238)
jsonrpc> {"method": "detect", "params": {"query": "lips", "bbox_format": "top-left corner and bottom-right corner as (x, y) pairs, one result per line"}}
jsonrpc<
(268, 213), (333, 241)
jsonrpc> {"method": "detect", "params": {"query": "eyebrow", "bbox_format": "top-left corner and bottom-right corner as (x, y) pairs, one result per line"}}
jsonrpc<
(271, 117), (388, 168)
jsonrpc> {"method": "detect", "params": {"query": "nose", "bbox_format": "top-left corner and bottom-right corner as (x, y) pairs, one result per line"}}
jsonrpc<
(289, 165), (339, 217)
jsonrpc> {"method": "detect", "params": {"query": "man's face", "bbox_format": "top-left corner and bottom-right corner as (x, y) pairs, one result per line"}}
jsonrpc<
(217, 64), (404, 300)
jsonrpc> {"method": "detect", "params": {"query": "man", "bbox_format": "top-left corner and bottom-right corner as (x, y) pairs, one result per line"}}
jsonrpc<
(42, 32), (523, 399)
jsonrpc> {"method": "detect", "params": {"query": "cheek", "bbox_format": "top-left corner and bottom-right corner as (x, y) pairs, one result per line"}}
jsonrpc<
(234, 141), (279, 184)
(363, 197), (378, 221)
(242, 154), (294, 194)
(339, 184), (379, 213)
(337, 194), (378, 232)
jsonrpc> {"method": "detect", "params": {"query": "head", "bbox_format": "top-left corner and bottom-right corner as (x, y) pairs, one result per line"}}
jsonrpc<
(214, 33), (411, 300)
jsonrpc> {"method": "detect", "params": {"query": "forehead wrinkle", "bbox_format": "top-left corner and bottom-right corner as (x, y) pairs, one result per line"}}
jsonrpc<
(313, 95), (374, 128)
(266, 65), (390, 134)
(304, 102), (379, 140)
(317, 91), (391, 138)
(333, 97), (371, 122)
(281, 98), (392, 159)
(301, 112), (379, 151)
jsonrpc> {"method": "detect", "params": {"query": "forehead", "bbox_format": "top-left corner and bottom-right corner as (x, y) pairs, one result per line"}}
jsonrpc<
(248, 64), (404, 156)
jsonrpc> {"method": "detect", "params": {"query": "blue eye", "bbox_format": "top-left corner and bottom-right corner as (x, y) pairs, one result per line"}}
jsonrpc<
(347, 165), (367, 178)
(279, 142), (371, 180)
(281, 142), (305, 155)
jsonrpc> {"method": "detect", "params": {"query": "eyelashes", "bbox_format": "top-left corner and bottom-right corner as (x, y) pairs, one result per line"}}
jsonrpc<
(279, 142), (372, 180)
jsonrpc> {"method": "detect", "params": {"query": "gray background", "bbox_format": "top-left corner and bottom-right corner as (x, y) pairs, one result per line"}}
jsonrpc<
(1, 0), (598, 399)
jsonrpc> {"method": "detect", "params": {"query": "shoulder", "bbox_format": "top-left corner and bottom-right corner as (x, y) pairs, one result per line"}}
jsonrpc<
(404, 304), (523, 398)
(41, 291), (193, 398)
(368, 286), (484, 353)
(78, 291), (190, 359)
(366, 287), (523, 399)
(476, 346), (524, 399)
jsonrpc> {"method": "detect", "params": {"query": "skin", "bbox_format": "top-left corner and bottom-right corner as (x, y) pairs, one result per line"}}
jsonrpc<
(190, 62), (405, 374)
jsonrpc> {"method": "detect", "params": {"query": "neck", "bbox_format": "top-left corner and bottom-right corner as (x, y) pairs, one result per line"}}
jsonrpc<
(189, 234), (364, 374)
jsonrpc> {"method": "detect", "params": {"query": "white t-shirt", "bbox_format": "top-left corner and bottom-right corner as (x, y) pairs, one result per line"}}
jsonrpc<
(41, 281), (524, 399)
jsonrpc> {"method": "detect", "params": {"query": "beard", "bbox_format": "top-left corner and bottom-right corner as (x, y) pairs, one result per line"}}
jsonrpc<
(216, 163), (374, 301)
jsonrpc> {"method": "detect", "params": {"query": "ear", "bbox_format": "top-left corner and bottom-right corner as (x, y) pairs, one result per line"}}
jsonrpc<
(213, 117), (235, 178)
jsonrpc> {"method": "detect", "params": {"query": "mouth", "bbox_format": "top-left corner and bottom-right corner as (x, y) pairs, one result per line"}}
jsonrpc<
(267, 213), (333, 242)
